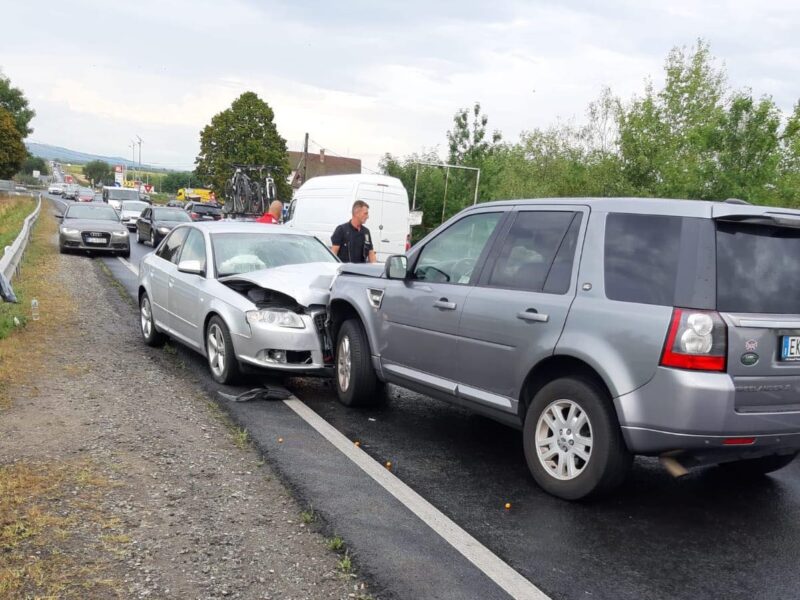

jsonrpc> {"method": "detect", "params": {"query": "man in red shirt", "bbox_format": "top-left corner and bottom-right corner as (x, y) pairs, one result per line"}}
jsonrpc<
(256, 201), (283, 224)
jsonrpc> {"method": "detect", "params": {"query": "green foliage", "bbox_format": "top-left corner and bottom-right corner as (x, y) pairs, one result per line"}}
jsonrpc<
(0, 108), (26, 179)
(385, 40), (800, 232)
(194, 92), (291, 201)
(0, 73), (35, 138)
(160, 171), (195, 194)
(19, 155), (48, 176)
(83, 160), (113, 186)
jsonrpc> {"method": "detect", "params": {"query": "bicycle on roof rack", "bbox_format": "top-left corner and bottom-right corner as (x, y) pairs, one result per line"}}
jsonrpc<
(223, 165), (279, 218)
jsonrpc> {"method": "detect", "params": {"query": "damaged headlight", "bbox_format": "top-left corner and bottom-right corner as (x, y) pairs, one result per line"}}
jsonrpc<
(246, 308), (305, 329)
(157, 226), (171, 234)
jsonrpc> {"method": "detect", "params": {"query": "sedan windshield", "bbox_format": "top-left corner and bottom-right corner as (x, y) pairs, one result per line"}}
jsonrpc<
(212, 233), (337, 276)
(65, 205), (119, 221)
(153, 208), (191, 222)
(121, 201), (148, 212)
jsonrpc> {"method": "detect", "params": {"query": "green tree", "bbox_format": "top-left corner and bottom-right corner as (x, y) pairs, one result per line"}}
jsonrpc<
(447, 102), (502, 165)
(84, 160), (113, 186)
(160, 171), (195, 193)
(0, 108), (26, 179)
(0, 73), (35, 137)
(19, 154), (49, 176)
(618, 40), (727, 198)
(194, 92), (291, 201)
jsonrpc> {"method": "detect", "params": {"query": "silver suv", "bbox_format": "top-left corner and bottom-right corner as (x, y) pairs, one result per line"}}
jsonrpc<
(327, 198), (800, 499)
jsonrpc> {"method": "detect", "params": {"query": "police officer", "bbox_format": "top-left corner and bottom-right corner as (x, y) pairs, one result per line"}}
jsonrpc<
(331, 200), (376, 263)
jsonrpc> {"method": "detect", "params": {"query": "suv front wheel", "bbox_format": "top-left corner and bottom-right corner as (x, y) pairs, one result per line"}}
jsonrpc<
(523, 377), (632, 500)
(335, 319), (385, 407)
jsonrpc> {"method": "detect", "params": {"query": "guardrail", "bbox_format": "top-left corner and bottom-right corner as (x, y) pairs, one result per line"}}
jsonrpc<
(1, 193), (42, 282)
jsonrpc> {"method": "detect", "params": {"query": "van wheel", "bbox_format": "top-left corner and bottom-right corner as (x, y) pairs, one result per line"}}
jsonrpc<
(718, 452), (798, 478)
(206, 316), (241, 385)
(523, 377), (631, 500)
(335, 319), (384, 407)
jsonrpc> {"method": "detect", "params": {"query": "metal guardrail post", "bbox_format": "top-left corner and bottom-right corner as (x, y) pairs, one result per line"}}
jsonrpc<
(0, 193), (43, 283)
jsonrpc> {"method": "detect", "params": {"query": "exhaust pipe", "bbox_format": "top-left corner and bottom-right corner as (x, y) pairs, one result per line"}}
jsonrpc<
(659, 453), (689, 478)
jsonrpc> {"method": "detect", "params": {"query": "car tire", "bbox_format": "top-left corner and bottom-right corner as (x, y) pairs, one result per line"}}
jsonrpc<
(206, 316), (241, 385)
(523, 377), (632, 501)
(139, 292), (166, 347)
(335, 318), (385, 407)
(120, 249), (130, 259)
(150, 230), (157, 247)
(59, 243), (67, 254)
(717, 452), (798, 478)
(136, 228), (144, 244)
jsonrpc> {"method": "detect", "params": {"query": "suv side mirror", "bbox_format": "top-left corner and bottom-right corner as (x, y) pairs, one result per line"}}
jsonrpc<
(385, 255), (408, 280)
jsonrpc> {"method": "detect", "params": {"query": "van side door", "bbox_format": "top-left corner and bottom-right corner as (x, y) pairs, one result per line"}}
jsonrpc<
(456, 206), (588, 413)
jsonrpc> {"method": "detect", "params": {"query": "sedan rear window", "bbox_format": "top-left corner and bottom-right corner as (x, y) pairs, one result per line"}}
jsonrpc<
(716, 222), (800, 314)
(153, 208), (191, 222)
(191, 205), (221, 215)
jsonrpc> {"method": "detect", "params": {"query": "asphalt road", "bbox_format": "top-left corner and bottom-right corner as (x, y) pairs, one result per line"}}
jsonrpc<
(46, 192), (800, 600)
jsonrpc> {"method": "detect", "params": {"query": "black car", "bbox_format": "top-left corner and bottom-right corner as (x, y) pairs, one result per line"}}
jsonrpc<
(185, 201), (222, 221)
(136, 206), (192, 246)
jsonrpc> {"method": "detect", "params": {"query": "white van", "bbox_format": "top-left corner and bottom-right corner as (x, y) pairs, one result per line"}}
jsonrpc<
(285, 174), (410, 262)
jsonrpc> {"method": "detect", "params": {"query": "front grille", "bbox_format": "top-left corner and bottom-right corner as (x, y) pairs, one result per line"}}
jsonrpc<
(81, 231), (110, 247)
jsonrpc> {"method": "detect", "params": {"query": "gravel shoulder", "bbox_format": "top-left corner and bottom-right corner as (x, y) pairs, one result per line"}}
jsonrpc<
(0, 242), (373, 599)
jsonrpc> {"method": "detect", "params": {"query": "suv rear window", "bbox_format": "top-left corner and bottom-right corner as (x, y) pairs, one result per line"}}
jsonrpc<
(604, 213), (715, 308)
(716, 222), (800, 314)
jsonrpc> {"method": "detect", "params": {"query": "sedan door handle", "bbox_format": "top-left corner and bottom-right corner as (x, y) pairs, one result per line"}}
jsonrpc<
(433, 298), (457, 310)
(517, 309), (548, 323)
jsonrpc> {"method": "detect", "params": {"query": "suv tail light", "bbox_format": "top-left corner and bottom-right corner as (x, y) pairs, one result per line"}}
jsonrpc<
(190, 212), (199, 220)
(660, 308), (727, 372)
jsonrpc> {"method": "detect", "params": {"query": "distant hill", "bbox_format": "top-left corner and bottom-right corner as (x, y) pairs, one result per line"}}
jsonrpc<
(26, 142), (164, 170)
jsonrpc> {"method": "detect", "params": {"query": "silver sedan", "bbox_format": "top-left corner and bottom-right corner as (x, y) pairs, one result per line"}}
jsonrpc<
(137, 222), (340, 384)
(58, 203), (131, 257)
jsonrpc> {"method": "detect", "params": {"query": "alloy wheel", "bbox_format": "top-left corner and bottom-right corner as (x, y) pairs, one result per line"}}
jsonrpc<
(535, 399), (593, 481)
(140, 296), (153, 338)
(337, 335), (351, 392)
(207, 324), (226, 377)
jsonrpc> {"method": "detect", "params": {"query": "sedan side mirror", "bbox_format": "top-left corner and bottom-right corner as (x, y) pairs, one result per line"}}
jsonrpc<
(178, 259), (205, 276)
(385, 255), (408, 280)
(54, 214), (63, 221)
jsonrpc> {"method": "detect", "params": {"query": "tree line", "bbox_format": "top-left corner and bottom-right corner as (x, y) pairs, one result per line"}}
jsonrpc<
(382, 41), (800, 239)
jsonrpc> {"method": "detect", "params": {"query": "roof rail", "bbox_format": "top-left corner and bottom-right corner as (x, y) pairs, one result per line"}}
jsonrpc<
(723, 198), (750, 205)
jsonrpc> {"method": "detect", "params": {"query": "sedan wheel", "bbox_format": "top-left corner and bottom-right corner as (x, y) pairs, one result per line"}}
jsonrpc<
(136, 228), (143, 244)
(206, 316), (240, 384)
(337, 335), (351, 392)
(140, 292), (166, 347)
(150, 230), (156, 247)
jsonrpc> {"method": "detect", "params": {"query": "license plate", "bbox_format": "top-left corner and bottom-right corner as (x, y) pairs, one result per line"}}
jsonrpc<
(781, 336), (800, 361)
(86, 237), (105, 244)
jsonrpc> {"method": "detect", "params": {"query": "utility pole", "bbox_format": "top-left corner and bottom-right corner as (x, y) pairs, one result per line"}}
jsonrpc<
(129, 141), (136, 185)
(136, 136), (143, 191)
(302, 132), (309, 185)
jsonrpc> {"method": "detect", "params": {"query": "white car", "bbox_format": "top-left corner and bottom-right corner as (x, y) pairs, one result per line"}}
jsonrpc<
(137, 222), (339, 384)
(118, 200), (150, 231)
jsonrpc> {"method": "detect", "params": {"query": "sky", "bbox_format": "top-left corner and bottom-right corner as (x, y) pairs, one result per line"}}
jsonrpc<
(1, 0), (798, 172)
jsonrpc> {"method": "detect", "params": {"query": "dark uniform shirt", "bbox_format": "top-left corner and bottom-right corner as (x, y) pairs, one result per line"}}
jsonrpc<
(331, 221), (373, 263)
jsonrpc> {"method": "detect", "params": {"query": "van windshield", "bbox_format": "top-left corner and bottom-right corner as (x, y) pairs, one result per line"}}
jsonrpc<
(716, 221), (800, 314)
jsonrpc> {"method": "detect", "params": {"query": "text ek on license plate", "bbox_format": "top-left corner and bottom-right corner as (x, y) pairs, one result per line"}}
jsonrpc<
(781, 336), (800, 361)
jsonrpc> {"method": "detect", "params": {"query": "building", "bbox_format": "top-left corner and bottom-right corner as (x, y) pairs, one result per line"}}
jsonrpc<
(287, 150), (361, 190)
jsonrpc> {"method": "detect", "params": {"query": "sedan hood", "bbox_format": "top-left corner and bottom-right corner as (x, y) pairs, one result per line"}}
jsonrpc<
(62, 218), (127, 233)
(219, 262), (340, 307)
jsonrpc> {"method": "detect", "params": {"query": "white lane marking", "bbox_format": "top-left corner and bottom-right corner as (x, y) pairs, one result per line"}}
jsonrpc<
(118, 256), (139, 276)
(283, 397), (550, 600)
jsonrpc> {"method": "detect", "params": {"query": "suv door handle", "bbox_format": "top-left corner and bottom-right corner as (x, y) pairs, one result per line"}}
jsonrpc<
(433, 298), (457, 310)
(517, 309), (548, 323)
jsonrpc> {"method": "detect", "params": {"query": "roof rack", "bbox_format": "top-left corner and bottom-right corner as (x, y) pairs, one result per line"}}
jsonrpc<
(723, 198), (751, 205)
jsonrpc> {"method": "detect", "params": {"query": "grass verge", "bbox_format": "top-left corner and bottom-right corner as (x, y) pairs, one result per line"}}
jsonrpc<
(0, 195), (36, 249)
(0, 206), (76, 404)
(0, 460), (124, 598)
